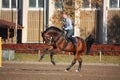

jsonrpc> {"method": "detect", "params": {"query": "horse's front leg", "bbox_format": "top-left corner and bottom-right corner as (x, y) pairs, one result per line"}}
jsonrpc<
(39, 48), (48, 61)
(50, 51), (56, 65)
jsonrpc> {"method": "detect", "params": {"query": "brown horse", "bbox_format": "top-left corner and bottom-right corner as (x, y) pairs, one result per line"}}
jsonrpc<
(39, 26), (86, 72)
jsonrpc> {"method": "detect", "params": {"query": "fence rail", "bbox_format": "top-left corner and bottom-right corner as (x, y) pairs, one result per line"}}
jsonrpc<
(2, 43), (120, 56)
(0, 37), (2, 67)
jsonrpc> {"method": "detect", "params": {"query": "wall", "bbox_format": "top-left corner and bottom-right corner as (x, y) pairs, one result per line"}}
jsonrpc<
(48, 0), (56, 26)
(0, 9), (17, 43)
(22, 0), (44, 43)
(79, 10), (97, 39)
(27, 10), (43, 42)
(107, 10), (120, 44)
(22, 0), (29, 43)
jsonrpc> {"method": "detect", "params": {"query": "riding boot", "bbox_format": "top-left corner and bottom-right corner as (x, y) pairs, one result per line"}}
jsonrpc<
(72, 39), (77, 48)
(68, 37), (77, 48)
(74, 41), (77, 48)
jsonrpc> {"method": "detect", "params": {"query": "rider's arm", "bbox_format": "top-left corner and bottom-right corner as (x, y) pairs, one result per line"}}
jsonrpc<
(64, 18), (73, 30)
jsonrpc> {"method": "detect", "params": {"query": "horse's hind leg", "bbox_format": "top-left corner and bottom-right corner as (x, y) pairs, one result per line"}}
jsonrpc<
(76, 55), (82, 72)
(65, 54), (77, 72)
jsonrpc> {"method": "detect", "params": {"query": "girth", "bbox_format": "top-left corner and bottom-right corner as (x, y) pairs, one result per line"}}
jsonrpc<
(62, 37), (76, 51)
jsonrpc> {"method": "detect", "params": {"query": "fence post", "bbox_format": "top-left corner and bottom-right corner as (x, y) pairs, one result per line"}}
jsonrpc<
(38, 50), (41, 60)
(0, 37), (2, 67)
(99, 50), (102, 62)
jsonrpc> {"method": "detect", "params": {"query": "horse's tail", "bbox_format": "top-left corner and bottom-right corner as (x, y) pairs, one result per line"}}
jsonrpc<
(85, 39), (88, 55)
(85, 35), (95, 55)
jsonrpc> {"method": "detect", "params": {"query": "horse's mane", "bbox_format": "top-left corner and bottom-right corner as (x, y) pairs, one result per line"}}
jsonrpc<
(44, 26), (62, 33)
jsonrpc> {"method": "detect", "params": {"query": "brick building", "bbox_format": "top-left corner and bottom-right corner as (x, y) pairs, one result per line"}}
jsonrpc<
(0, 0), (120, 44)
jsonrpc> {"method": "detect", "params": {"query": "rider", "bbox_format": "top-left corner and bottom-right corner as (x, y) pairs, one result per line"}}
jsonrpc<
(62, 11), (77, 48)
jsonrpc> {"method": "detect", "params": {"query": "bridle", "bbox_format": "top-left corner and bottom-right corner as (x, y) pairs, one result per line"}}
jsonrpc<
(43, 30), (66, 45)
(43, 36), (53, 45)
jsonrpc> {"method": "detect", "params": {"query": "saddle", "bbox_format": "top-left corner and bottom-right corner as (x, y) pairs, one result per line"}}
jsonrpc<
(61, 30), (77, 50)
(68, 37), (76, 45)
(62, 37), (77, 50)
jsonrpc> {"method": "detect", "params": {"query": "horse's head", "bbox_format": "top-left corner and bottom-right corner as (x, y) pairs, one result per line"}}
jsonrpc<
(42, 26), (62, 45)
(42, 32), (53, 45)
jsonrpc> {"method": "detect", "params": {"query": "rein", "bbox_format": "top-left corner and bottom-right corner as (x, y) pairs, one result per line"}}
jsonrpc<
(54, 32), (64, 42)
(53, 31), (69, 51)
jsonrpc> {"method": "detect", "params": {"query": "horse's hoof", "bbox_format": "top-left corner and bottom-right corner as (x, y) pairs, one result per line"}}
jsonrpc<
(75, 69), (80, 72)
(38, 59), (41, 62)
(53, 63), (56, 66)
(65, 69), (69, 72)
(51, 62), (56, 66)
(65, 67), (70, 72)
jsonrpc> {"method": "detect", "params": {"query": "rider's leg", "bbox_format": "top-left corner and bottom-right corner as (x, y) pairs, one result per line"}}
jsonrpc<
(66, 30), (77, 48)
(68, 37), (77, 48)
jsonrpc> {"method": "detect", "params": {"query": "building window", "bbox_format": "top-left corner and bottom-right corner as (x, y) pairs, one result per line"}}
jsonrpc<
(55, 0), (71, 9)
(38, 0), (44, 8)
(55, 1), (62, 9)
(119, 0), (120, 8)
(83, 0), (90, 8)
(12, 0), (16, 8)
(110, 0), (118, 8)
(29, 0), (36, 8)
(2, 0), (9, 8)
(109, 0), (120, 8)
(2, 0), (17, 8)
(29, 0), (44, 8)
(80, 0), (97, 8)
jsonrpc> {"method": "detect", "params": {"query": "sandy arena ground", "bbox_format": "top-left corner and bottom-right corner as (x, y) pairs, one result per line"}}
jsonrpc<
(0, 62), (120, 80)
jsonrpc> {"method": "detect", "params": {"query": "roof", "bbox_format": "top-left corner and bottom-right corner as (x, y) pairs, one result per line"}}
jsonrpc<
(0, 19), (23, 29)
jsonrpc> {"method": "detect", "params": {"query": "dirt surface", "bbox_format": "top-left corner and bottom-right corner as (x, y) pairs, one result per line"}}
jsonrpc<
(0, 62), (120, 80)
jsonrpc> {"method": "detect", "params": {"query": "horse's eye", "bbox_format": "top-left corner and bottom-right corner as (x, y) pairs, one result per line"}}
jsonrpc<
(45, 36), (50, 40)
